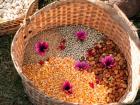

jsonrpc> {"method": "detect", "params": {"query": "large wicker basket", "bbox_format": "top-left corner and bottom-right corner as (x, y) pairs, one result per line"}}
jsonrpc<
(11, 0), (140, 105)
(0, 0), (38, 36)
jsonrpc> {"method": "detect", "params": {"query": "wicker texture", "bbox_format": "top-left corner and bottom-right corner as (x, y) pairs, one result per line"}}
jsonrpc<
(11, 0), (140, 105)
(0, 0), (38, 36)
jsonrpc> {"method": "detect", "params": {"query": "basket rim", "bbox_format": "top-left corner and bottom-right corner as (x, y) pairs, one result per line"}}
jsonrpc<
(11, 0), (140, 104)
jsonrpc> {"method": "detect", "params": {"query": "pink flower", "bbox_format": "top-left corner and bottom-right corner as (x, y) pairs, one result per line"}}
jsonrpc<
(35, 41), (49, 56)
(75, 31), (87, 41)
(75, 60), (90, 70)
(62, 81), (73, 95)
(100, 55), (115, 68)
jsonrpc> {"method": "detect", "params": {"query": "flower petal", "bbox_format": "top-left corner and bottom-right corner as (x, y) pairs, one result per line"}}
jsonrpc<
(35, 41), (49, 56)
(58, 39), (66, 50)
(75, 60), (90, 70)
(100, 55), (115, 68)
(75, 31), (87, 41)
(62, 81), (73, 95)
(58, 44), (66, 50)
(38, 60), (44, 65)
(89, 82), (94, 88)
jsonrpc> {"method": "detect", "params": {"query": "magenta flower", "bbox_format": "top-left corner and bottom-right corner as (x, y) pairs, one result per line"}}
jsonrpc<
(75, 60), (90, 70)
(35, 41), (49, 56)
(100, 55), (115, 68)
(75, 31), (87, 41)
(62, 81), (73, 95)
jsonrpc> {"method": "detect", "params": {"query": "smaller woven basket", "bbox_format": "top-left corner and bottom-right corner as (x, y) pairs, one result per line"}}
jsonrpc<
(11, 0), (140, 105)
(0, 0), (38, 36)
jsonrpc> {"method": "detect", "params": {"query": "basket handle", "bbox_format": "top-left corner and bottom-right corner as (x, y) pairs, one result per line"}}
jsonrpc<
(24, 0), (38, 24)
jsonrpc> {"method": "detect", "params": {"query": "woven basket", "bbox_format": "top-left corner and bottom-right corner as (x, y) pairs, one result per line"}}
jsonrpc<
(11, 0), (140, 105)
(0, 0), (38, 36)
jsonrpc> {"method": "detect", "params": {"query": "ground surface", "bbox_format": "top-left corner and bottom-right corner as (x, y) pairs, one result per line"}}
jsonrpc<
(0, 0), (140, 105)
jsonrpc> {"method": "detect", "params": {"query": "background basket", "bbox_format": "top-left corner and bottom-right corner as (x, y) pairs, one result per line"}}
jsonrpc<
(0, 0), (38, 36)
(11, 0), (140, 105)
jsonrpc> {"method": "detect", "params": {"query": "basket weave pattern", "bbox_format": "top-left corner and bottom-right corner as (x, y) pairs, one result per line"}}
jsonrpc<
(11, 0), (140, 105)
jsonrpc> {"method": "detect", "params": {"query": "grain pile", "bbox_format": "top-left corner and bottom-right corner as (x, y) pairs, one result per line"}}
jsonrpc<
(23, 57), (109, 104)
(22, 25), (128, 104)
